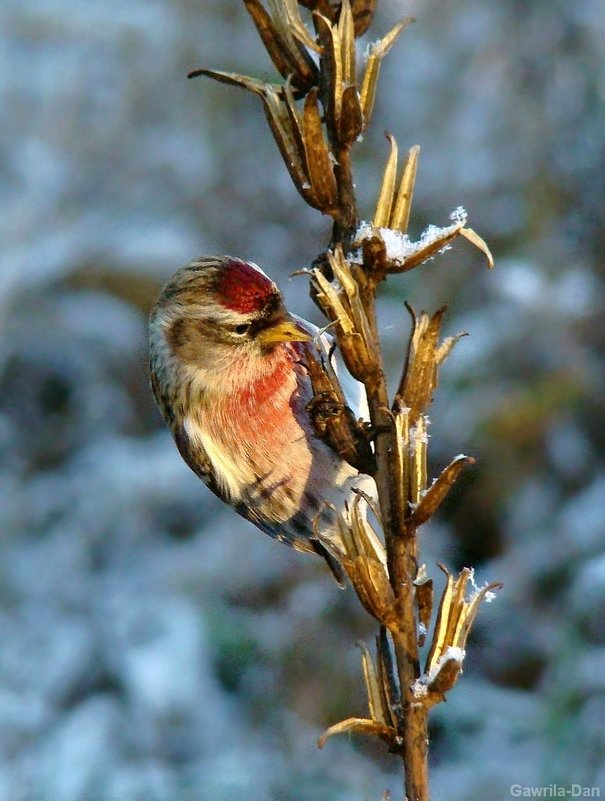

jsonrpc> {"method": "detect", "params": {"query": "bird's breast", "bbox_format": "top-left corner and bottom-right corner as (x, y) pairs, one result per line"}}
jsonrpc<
(184, 345), (316, 520)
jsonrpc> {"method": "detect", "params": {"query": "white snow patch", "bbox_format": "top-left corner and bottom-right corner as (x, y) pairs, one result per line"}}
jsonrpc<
(468, 567), (498, 604)
(354, 207), (468, 265)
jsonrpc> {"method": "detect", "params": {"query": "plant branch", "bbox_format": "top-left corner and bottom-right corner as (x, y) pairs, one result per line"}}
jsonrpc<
(191, 3), (500, 799)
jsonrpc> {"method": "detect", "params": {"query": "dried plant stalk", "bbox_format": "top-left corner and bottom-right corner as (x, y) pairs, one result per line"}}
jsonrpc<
(190, 3), (500, 799)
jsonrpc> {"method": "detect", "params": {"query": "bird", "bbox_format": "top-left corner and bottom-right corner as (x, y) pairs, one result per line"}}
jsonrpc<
(149, 255), (376, 581)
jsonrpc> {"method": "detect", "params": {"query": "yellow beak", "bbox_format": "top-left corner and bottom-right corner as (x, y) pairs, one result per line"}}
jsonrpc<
(256, 318), (313, 346)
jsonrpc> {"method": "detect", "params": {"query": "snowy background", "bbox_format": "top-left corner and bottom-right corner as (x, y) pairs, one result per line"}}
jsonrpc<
(1, 0), (604, 799)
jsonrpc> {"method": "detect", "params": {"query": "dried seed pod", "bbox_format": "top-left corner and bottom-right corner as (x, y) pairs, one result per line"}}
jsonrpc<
(425, 565), (502, 674)
(303, 88), (339, 212)
(311, 265), (374, 382)
(411, 454), (475, 526)
(414, 569), (434, 648)
(397, 305), (466, 424)
(282, 0), (323, 53)
(360, 18), (413, 128)
(318, 716), (398, 751)
(189, 71), (319, 206)
(376, 628), (402, 729)
(373, 133), (398, 227)
(338, 0), (357, 87)
(304, 346), (376, 473)
(339, 84), (364, 146)
(391, 144), (420, 232)
(351, 0), (378, 37)
(243, 0), (319, 92)
(409, 414), (428, 505)
(460, 227), (495, 268)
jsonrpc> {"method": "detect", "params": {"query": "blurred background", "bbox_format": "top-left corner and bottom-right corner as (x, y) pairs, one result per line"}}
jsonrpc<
(1, 0), (604, 799)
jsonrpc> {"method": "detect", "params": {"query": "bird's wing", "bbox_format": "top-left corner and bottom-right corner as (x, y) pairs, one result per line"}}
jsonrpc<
(292, 314), (369, 421)
(171, 421), (228, 502)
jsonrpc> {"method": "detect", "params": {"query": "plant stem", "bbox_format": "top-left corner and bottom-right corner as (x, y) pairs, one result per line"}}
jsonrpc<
(331, 147), (358, 247)
(360, 284), (430, 801)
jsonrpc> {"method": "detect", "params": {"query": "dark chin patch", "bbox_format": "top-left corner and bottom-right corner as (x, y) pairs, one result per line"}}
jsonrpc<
(217, 259), (278, 314)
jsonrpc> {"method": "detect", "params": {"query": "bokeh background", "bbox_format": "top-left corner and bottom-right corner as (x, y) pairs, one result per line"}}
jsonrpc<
(1, 1), (604, 799)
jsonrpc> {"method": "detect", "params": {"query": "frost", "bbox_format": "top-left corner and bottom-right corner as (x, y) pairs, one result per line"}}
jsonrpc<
(441, 645), (466, 664)
(354, 207), (468, 265)
(412, 681), (428, 699)
(408, 422), (430, 452)
(363, 41), (376, 62)
(468, 567), (498, 604)
(450, 205), (468, 225)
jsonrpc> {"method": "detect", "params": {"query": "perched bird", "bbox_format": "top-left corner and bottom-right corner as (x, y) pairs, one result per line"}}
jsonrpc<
(149, 256), (375, 580)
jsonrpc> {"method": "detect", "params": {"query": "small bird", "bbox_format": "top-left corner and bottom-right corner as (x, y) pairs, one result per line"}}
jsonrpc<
(149, 256), (375, 580)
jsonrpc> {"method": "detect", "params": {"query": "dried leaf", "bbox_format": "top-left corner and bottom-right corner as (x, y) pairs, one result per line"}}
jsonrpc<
(314, 12), (343, 124)
(342, 556), (396, 623)
(410, 414), (428, 505)
(261, 88), (314, 203)
(338, 0), (357, 86)
(298, 0), (335, 18)
(374, 17), (414, 56)
(349, 495), (374, 555)
(452, 578), (503, 650)
(412, 455), (475, 526)
(189, 70), (316, 203)
(425, 566), (502, 673)
(267, 0), (320, 86)
(339, 84), (364, 145)
(359, 642), (385, 724)
(328, 247), (375, 355)
(425, 567), (455, 671)
(414, 572), (433, 647)
(373, 134), (398, 227)
(283, 78), (310, 177)
(460, 227), (495, 269)
(353, 487), (382, 526)
(398, 305), (448, 423)
(303, 88), (338, 211)
(390, 144), (420, 232)
(359, 46), (380, 128)
(359, 19), (412, 127)
(376, 628), (400, 729)
(311, 269), (354, 334)
(243, 0), (309, 88)
(318, 717), (397, 749)
(351, 0), (377, 37)
(435, 330), (467, 367)
(282, 0), (323, 52)
(188, 68), (274, 94)
(389, 405), (407, 524)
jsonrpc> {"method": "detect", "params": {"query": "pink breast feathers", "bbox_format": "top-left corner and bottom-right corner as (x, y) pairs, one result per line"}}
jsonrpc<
(216, 259), (278, 314)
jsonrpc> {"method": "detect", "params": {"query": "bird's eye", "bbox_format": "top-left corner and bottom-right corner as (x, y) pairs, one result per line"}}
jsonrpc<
(233, 323), (251, 335)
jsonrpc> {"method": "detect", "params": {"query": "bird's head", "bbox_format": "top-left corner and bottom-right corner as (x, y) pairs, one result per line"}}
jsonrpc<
(149, 256), (312, 394)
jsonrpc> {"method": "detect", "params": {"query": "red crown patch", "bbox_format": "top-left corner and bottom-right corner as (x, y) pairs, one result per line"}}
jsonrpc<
(217, 259), (278, 314)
